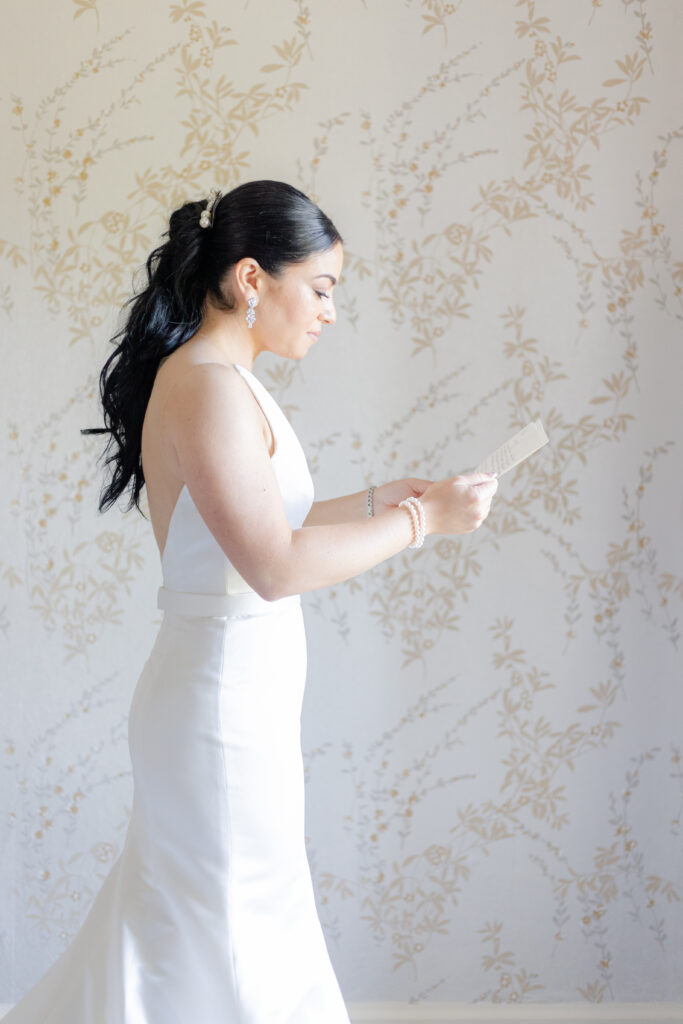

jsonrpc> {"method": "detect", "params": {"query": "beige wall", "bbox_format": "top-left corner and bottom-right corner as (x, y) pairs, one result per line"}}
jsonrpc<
(1, 0), (682, 1009)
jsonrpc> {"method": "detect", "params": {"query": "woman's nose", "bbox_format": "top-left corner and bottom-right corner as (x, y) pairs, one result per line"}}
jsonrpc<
(320, 298), (336, 325)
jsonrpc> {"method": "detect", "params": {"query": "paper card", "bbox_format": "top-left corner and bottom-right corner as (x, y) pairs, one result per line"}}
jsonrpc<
(474, 420), (550, 477)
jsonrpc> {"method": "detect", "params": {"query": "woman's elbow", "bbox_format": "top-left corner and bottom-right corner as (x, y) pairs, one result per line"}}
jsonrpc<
(253, 548), (294, 602)
(258, 580), (281, 603)
(258, 573), (296, 603)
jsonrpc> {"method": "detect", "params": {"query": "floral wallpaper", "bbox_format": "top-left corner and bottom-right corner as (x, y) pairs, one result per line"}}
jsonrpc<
(1, 0), (682, 1011)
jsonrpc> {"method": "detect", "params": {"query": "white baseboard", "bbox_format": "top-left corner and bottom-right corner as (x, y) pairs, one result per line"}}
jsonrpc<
(2, 1001), (681, 1022)
(346, 1003), (683, 1024)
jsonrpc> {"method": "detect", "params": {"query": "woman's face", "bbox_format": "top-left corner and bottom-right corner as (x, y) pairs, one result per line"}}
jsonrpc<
(255, 241), (344, 359)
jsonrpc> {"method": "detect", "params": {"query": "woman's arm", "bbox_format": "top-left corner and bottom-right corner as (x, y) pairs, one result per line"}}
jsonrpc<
(166, 365), (496, 602)
(302, 478), (433, 527)
(281, 464), (494, 598)
(302, 490), (368, 527)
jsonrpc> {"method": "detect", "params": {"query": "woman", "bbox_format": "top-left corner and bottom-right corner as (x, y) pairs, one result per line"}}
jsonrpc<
(5, 180), (497, 1022)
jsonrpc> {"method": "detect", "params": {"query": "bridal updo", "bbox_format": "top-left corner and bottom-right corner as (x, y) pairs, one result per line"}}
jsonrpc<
(81, 180), (342, 516)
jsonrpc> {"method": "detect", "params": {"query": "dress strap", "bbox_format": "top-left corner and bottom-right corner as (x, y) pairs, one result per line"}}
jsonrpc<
(232, 363), (280, 459)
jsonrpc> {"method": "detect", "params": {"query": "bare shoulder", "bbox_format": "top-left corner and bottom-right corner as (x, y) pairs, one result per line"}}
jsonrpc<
(163, 360), (258, 426)
(164, 358), (244, 397)
(161, 360), (268, 462)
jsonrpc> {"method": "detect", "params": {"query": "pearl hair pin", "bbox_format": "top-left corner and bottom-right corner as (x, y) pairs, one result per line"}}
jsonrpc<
(199, 187), (222, 229)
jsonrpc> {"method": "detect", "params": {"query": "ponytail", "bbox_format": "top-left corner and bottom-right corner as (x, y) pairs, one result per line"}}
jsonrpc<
(81, 180), (342, 515)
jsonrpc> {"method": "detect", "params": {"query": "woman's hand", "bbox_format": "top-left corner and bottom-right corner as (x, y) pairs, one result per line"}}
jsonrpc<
(418, 473), (498, 536)
(373, 477), (434, 513)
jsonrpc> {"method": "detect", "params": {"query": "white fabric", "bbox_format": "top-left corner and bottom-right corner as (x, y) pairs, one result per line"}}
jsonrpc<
(5, 363), (351, 1023)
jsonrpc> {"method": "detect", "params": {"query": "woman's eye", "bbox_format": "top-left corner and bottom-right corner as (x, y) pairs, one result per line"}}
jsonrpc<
(315, 290), (330, 300)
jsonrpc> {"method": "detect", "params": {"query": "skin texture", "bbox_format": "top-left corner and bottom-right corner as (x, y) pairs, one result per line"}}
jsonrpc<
(141, 240), (498, 601)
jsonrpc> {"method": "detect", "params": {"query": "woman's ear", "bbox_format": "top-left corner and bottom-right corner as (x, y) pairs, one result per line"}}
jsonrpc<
(232, 257), (263, 302)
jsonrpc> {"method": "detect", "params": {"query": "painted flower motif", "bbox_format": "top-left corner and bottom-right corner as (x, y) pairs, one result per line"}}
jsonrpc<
(445, 223), (466, 246)
(101, 211), (123, 233)
(434, 538), (457, 560)
(425, 844), (448, 865)
(95, 532), (118, 553)
(91, 842), (115, 863)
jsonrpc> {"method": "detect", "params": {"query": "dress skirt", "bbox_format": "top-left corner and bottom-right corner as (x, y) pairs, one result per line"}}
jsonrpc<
(3, 593), (350, 1023)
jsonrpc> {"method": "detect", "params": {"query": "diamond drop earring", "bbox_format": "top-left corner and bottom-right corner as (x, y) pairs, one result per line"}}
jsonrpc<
(246, 296), (257, 329)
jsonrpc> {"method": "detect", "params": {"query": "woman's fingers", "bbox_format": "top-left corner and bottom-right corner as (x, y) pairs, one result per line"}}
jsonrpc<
(419, 471), (499, 536)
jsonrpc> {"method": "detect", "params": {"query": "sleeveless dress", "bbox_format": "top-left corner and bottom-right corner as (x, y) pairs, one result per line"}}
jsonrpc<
(3, 363), (351, 1024)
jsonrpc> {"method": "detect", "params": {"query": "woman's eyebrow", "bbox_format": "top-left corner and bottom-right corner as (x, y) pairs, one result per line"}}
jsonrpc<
(313, 273), (337, 285)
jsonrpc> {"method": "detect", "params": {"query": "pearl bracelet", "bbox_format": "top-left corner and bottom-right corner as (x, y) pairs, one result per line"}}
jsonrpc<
(405, 496), (426, 545)
(398, 496), (426, 549)
(398, 499), (422, 549)
(367, 485), (376, 518)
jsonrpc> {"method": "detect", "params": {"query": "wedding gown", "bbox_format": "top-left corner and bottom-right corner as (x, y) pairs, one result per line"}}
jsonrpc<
(3, 362), (351, 1023)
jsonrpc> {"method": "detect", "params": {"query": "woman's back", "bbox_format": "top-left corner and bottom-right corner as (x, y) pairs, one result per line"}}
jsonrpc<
(141, 339), (276, 562)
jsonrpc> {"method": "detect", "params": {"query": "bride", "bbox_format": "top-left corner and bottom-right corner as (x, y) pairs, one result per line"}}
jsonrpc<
(4, 178), (497, 1023)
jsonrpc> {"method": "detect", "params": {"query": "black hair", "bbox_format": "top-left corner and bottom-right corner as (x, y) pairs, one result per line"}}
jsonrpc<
(81, 179), (343, 516)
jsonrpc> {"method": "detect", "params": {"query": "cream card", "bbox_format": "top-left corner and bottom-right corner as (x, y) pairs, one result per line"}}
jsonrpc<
(475, 420), (550, 477)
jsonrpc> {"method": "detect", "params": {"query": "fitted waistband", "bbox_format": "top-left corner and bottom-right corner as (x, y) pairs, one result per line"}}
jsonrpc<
(157, 586), (301, 619)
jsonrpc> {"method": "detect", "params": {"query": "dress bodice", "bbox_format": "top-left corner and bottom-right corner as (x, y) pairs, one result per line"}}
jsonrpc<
(158, 363), (314, 613)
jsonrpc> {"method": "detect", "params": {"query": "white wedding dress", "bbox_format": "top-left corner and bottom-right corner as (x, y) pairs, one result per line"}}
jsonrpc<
(4, 363), (351, 1023)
